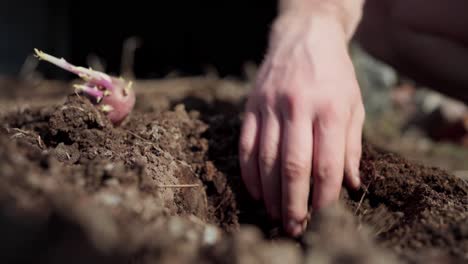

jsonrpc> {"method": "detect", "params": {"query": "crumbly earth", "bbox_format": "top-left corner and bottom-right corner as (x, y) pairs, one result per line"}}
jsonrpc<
(0, 76), (466, 264)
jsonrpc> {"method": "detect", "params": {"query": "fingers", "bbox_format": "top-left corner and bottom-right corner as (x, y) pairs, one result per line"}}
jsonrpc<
(312, 106), (348, 211)
(258, 106), (282, 220)
(239, 108), (262, 200)
(281, 106), (312, 237)
(344, 103), (365, 190)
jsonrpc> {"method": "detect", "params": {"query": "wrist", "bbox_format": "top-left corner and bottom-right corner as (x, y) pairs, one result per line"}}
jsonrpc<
(277, 0), (364, 40)
(270, 7), (347, 46)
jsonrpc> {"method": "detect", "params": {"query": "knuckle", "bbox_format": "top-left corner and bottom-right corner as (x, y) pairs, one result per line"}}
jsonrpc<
(244, 96), (258, 111)
(281, 91), (302, 107)
(280, 91), (307, 118)
(259, 152), (277, 168)
(284, 206), (307, 221)
(283, 159), (309, 181)
(257, 91), (276, 107)
(315, 163), (338, 185)
(319, 101), (349, 124)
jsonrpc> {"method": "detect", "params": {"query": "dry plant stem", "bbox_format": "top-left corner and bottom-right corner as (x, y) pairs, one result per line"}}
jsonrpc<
(355, 180), (372, 216)
(214, 194), (231, 212)
(8, 128), (45, 149)
(10, 128), (34, 138)
(374, 227), (387, 238)
(37, 135), (44, 149)
(60, 106), (87, 113)
(156, 184), (200, 188)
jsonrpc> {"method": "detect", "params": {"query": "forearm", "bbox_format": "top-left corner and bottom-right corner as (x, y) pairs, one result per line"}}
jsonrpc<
(278, 0), (365, 40)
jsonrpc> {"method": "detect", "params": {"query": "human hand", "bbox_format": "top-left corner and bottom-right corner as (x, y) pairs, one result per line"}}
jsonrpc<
(239, 10), (365, 237)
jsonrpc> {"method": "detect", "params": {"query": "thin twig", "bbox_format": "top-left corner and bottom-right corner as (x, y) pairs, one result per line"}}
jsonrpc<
(13, 128), (30, 134)
(10, 129), (46, 149)
(74, 89), (82, 98)
(127, 131), (147, 142)
(214, 193), (230, 212)
(60, 106), (86, 113)
(356, 209), (368, 231)
(374, 227), (386, 237)
(10, 128), (32, 139)
(11, 133), (24, 139)
(354, 180), (373, 215)
(361, 209), (368, 216)
(128, 131), (161, 153)
(37, 135), (44, 148)
(156, 184), (199, 188)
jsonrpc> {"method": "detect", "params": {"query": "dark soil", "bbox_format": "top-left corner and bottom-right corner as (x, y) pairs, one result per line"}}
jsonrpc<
(0, 76), (466, 264)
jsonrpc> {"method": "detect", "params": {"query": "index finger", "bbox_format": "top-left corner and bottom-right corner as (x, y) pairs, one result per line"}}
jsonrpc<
(239, 109), (262, 200)
(312, 110), (347, 211)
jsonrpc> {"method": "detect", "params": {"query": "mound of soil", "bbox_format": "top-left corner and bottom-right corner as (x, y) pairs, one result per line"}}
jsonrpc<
(0, 77), (466, 264)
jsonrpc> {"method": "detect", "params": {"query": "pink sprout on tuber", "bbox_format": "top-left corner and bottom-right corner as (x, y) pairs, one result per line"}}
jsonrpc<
(34, 49), (135, 125)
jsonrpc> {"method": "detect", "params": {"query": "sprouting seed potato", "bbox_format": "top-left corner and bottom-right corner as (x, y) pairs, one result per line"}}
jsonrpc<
(34, 49), (135, 125)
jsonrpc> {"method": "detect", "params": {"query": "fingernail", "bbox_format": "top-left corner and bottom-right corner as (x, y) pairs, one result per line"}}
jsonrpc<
(353, 168), (361, 188)
(287, 220), (303, 237)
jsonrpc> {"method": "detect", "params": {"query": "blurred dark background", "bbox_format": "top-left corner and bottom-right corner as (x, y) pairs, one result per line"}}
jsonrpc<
(0, 0), (277, 79)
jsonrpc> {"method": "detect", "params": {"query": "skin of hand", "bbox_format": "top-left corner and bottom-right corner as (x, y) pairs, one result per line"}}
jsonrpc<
(239, 4), (365, 237)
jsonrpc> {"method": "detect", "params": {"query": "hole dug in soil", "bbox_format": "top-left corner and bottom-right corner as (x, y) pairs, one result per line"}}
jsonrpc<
(0, 92), (466, 264)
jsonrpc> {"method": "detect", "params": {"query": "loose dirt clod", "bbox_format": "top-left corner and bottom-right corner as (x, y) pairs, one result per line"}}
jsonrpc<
(0, 78), (466, 264)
